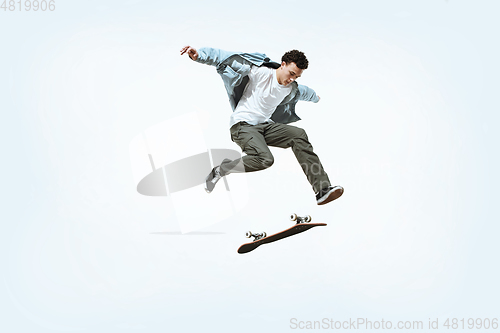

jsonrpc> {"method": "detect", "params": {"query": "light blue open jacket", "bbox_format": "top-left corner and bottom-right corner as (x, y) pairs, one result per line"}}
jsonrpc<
(194, 47), (320, 124)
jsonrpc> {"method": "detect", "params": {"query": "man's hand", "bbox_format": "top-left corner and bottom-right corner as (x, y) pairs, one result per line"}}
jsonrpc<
(180, 46), (198, 61)
(318, 96), (321, 102)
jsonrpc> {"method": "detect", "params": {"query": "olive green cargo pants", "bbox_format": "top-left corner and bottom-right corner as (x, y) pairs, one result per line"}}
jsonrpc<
(219, 121), (331, 193)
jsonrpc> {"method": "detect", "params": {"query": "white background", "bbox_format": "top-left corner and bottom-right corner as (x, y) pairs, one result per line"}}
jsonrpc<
(1, 0), (499, 332)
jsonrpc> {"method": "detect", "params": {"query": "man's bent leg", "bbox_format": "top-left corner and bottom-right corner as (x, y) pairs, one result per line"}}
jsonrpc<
(220, 122), (274, 175)
(264, 123), (331, 193)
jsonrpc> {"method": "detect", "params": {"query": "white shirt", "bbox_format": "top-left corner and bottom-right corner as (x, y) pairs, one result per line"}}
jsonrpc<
(229, 66), (292, 128)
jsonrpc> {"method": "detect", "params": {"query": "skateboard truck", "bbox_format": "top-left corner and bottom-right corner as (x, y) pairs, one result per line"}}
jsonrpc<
(245, 231), (267, 242)
(290, 213), (312, 224)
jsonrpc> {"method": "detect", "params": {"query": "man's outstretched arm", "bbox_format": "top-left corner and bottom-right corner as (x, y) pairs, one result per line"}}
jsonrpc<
(298, 84), (321, 103)
(180, 45), (233, 67)
(180, 45), (199, 60)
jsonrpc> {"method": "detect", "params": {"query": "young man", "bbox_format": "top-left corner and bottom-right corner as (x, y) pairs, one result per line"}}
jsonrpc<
(180, 45), (343, 205)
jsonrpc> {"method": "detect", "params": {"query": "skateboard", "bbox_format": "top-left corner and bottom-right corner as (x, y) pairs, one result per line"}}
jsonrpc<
(237, 214), (326, 254)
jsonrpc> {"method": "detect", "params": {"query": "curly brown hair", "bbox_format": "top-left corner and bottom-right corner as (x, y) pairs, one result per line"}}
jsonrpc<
(281, 50), (309, 70)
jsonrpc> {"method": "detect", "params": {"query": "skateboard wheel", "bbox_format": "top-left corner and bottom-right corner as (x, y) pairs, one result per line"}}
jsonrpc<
(262, 232), (267, 238)
(290, 213), (297, 221)
(245, 231), (252, 238)
(305, 215), (312, 222)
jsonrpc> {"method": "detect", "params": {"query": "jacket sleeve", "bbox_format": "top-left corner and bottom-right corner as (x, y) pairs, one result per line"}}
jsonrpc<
(298, 84), (320, 103)
(194, 47), (233, 67)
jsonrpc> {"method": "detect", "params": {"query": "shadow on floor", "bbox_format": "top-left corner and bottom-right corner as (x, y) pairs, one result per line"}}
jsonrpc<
(150, 232), (226, 235)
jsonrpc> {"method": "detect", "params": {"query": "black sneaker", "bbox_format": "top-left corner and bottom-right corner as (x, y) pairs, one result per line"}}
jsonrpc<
(316, 185), (344, 205)
(205, 159), (231, 193)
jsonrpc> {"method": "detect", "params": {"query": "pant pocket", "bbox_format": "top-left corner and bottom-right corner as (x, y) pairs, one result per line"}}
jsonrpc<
(230, 123), (240, 142)
(234, 135), (253, 150)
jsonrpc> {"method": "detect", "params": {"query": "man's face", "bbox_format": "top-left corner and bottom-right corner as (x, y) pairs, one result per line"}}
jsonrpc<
(278, 62), (304, 86)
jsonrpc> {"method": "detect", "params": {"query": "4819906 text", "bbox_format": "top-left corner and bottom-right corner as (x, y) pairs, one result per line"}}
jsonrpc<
(1, 0), (55, 11)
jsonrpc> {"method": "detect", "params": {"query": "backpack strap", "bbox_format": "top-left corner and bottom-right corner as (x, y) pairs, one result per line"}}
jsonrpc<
(260, 57), (281, 69)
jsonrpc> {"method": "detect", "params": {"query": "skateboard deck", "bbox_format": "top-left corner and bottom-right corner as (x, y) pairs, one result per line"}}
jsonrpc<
(237, 217), (326, 254)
